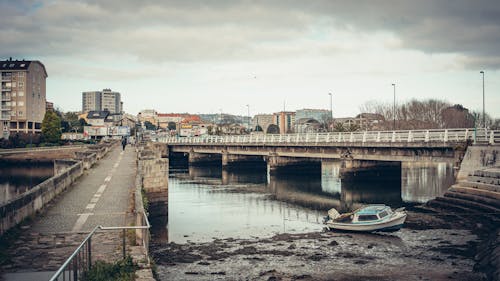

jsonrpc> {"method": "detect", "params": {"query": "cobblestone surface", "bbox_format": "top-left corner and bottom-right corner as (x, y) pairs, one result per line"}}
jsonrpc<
(1, 145), (137, 274)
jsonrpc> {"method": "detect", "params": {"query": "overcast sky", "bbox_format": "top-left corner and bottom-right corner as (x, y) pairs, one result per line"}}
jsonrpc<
(1, 0), (499, 118)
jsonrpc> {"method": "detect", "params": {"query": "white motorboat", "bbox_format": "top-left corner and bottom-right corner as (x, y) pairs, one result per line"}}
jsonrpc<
(324, 204), (407, 232)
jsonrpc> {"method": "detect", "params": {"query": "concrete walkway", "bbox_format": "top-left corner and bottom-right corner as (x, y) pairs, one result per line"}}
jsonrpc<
(1, 144), (137, 278)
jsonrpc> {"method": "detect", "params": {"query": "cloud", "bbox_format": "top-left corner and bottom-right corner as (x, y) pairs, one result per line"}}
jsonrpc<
(1, 0), (500, 69)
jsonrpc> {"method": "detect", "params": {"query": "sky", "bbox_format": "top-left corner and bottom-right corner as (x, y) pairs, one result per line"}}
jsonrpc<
(1, 0), (500, 118)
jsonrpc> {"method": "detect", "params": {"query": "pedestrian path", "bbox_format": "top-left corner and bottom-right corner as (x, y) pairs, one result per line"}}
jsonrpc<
(1, 145), (137, 276)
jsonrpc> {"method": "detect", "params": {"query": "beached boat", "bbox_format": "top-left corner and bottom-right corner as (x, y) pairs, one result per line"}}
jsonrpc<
(324, 204), (407, 232)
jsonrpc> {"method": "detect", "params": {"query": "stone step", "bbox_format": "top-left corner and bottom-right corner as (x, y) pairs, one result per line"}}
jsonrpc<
(466, 175), (500, 185)
(439, 194), (500, 214)
(473, 168), (500, 179)
(428, 198), (480, 214)
(444, 190), (500, 209)
(459, 181), (500, 193)
(450, 185), (500, 201)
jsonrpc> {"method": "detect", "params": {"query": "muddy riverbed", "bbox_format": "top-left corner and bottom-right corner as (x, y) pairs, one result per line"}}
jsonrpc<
(151, 209), (487, 281)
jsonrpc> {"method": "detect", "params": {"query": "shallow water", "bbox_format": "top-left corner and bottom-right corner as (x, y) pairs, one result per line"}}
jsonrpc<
(0, 162), (53, 204)
(162, 160), (455, 244)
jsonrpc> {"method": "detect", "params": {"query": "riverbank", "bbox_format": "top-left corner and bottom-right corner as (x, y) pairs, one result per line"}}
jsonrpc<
(151, 208), (490, 281)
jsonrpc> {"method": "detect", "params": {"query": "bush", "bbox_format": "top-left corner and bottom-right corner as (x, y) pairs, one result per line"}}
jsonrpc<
(82, 256), (137, 281)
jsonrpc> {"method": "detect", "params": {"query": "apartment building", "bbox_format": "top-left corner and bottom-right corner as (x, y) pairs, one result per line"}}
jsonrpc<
(1, 58), (47, 138)
(273, 111), (296, 134)
(82, 89), (122, 121)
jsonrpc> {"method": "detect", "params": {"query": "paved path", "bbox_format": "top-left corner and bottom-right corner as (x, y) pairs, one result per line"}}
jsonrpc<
(1, 144), (137, 278)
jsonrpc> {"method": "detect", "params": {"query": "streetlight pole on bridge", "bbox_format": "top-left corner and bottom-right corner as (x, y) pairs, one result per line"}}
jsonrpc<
(480, 71), (485, 129)
(328, 92), (333, 131)
(391, 83), (396, 130)
(246, 104), (250, 131)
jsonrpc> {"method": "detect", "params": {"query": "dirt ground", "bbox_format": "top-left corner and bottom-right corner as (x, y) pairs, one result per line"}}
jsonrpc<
(151, 208), (488, 281)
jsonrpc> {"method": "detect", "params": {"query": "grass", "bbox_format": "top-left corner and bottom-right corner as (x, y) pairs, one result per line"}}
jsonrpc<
(82, 256), (138, 281)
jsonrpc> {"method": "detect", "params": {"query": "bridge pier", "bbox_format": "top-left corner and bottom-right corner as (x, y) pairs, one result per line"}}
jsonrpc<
(266, 155), (320, 175)
(188, 151), (221, 166)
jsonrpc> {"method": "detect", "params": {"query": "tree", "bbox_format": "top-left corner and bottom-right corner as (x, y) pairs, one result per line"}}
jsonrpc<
(144, 121), (157, 131)
(167, 122), (176, 131)
(42, 110), (62, 143)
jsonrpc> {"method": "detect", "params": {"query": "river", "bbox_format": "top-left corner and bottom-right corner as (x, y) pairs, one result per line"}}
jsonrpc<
(161, 160), (455, 244)
(0, 161), (54, 205)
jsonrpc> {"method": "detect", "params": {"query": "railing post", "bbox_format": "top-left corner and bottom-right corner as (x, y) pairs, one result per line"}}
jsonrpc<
(376, 132), (381, 142)
(88, 237), (92, 271)
(296, 134), (300, 143)
(444, 129), (448, 143)
(338, 132), (342, 142)
(122, 229), (126, 259)
(315, 133), (319, 144)
(407, 131), (412, 142)
(362, 132), (366, 143)
(391, 131), (396, 142)
(326, 133), (330, 142)
(73, 255), (78, 280)
(349, 132), (354, 142)
(425, 130), (429, 142)
(490, 131), (495, 145)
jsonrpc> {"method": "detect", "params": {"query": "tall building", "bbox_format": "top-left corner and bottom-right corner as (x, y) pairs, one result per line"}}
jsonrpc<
(273, 111), (296, 134)
(1, 58), (47, 138)
(82, 89), (122, 122)
(82, 89), (122, 117)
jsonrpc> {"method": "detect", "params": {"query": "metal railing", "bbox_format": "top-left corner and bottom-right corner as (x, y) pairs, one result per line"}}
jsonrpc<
(49, 211), (150, 281)
(156, 128), (499, 145)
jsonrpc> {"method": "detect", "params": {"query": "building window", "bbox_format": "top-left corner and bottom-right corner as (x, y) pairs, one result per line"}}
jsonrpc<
(12, 92), (16, 97)
(11, 101), (16, 106)
(18, 91), (24, 97)
(18, 72), (24, 77)
(18, 82), (24, 88)
(18, 101), (24, 106)
(11, 111), (16, 116)
(18, 111), (23, 116)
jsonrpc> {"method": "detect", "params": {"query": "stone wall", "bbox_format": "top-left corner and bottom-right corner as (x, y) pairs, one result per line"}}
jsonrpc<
(457, 145), (500, 180)
(0, 141), (117, 236)
(137, 143), (168, 218)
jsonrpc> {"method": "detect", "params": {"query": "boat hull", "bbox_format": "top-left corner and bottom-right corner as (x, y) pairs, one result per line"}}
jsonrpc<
(326, 213), (407, 232)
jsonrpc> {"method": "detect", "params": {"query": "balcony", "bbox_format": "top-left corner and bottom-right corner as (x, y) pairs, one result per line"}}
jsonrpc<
(1, 75), (12, 81)
(1, 95), (11, 101)
(1, 87), (11, 92)
(1, 114), (10, 120)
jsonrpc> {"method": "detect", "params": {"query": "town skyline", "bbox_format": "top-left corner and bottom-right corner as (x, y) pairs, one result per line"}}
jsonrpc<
(1, 1), (499, 118)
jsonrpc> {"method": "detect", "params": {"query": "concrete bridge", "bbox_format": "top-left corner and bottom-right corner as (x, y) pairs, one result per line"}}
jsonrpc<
(157, 128), (499, 173)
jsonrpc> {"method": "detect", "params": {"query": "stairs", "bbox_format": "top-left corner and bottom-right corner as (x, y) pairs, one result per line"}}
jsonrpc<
(427, 167), (500, 224)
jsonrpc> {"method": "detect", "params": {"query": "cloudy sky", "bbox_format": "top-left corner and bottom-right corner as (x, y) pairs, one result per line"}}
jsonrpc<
(1, 0), (499, 118)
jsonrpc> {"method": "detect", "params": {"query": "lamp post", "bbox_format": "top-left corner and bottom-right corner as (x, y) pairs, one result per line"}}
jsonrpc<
(480, 71), (485, 128)
(328, 93), (333, 131)
(246, 104), (250, 132)
(391, 83), (396, 130)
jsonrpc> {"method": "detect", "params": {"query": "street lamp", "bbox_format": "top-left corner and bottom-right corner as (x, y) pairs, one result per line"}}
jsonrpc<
(480, 71), (485, 128)
(246, 104), (250, 131)
(328, 93), (333, 132)
(391, 83), (396, 130)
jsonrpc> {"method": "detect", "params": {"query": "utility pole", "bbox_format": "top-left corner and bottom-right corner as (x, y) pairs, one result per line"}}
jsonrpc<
(392, 83), (396, 130)
(480, 71), (485, 128)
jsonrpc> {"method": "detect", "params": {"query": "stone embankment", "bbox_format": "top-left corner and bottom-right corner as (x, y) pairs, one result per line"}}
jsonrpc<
(0, 141), (116, 236)
(428, 165), (500, 280)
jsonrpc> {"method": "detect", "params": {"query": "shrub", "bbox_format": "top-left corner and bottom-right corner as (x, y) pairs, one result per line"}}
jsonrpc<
(82, 256), (137, 281)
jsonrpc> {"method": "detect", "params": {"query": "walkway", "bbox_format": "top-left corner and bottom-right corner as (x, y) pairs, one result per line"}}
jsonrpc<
(1, 144), (137, 279)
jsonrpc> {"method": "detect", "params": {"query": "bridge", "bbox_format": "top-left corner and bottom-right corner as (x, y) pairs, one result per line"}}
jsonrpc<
(157, 128), (499, 173)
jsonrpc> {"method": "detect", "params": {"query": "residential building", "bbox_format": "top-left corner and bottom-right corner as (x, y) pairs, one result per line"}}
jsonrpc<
(82, 89), (122, 121)
(295, 109), (331, 124)
(273, 111), (296, 134)
(251, 114), (274, 133)
(1, 58), (48, 138)
(295, 118), (322, 133)
(137, 109), (158, 128)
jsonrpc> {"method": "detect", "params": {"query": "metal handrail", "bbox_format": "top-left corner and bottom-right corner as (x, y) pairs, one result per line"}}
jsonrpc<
(49, 211), (150, 281)
(155, 128), (499, 145)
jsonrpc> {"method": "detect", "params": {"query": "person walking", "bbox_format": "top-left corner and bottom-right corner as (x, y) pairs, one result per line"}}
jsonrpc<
(121, 136), (127, 151)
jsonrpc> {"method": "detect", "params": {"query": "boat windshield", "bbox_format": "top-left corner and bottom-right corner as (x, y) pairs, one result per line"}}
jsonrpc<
(358, 215), (378, 221)
(379, 210), (389, 218)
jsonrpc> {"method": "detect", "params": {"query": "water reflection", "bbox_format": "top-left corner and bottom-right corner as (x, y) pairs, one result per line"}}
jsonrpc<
(402, 162), (455, 203)
(163, 159), (456, 243)
(0, 162), (53, 204)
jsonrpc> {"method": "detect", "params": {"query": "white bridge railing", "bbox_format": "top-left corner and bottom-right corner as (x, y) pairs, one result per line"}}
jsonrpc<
(157, 128), (499, 146)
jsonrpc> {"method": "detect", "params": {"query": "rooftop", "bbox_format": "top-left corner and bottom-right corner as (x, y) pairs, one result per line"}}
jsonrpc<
(0, 58), (48, 77)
